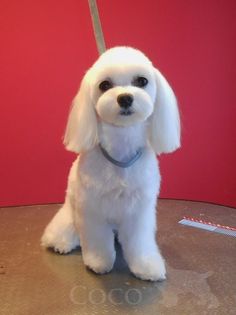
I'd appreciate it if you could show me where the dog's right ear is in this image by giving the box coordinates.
[63,70,98,153]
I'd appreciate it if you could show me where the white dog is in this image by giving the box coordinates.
[41,47,180,281]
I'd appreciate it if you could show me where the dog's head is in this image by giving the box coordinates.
[64,47,180,154]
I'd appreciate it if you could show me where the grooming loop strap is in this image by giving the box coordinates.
[99,144,143,168]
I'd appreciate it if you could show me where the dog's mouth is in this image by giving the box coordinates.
[119,110,134,116]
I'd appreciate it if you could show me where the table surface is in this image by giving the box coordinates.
[0,199,235,315]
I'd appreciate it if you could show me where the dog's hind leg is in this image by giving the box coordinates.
[41,196,80,254]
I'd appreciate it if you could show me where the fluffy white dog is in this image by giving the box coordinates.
[41,47,180,281]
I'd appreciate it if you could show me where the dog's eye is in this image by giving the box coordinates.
[133,76,148,88]
[99,80,113,92]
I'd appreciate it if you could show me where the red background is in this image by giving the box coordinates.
[0,0,235,207]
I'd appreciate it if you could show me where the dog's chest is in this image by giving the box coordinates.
[77,148,159,198]
[80,158,138,195]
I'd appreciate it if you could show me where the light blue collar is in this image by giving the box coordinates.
[99,144,143,168]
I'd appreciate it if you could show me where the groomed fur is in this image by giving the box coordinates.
[41,47,180,281]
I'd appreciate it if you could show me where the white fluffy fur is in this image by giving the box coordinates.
[41,47,180,281]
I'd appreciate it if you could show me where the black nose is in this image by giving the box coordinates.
[117,93,133,109]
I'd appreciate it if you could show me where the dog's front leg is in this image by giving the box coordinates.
[118,202,166,281]
[78,213,116,274]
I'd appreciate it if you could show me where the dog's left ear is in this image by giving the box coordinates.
[148,68,181,154]
[63,70,98,153]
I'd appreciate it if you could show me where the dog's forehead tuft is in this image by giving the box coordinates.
[93,46,153,69]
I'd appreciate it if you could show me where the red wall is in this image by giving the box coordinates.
[0,0,236,207]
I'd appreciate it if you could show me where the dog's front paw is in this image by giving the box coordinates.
[129,254,166,281]
[83,252,115,274]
